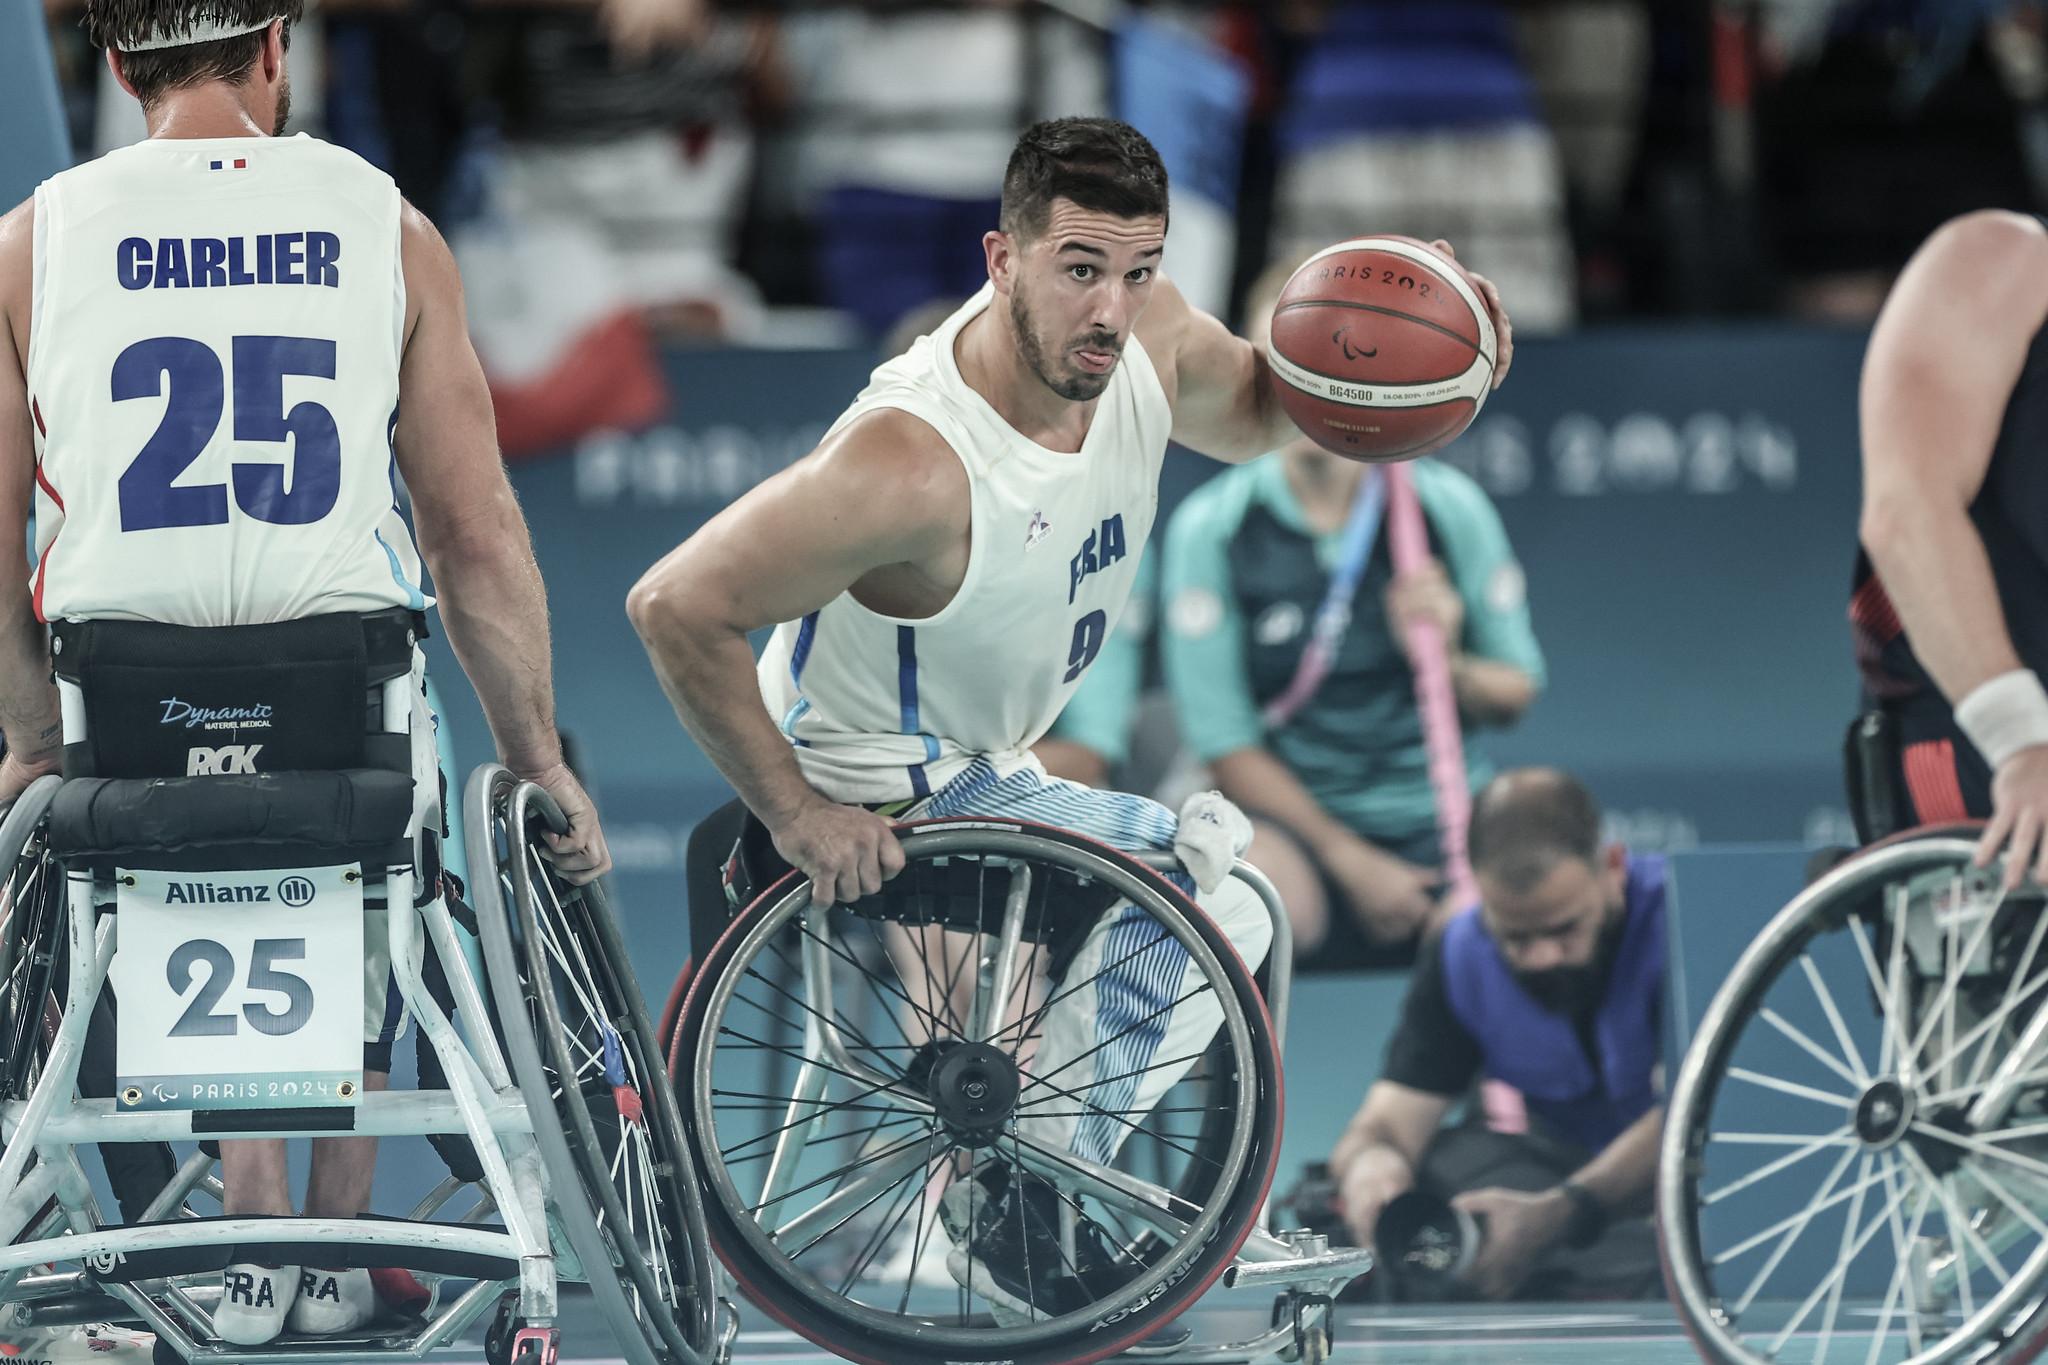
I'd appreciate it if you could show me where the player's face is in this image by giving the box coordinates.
[1009,199,1166,402]
[271,70,292,136]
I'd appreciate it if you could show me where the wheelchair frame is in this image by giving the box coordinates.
[1,764,719,1365]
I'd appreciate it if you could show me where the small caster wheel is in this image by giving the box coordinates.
[151,1337,188,1365]
[483,1299,517,1365]
[511,1325,562,1365]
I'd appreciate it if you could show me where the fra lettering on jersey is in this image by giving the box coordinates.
[117,232,340,290]
[1068,513,1128,604]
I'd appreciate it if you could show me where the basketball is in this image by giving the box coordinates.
[1265,236,1497,463]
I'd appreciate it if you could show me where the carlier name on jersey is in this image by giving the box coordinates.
[116,231,341,290]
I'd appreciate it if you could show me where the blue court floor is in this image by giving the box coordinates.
[515,1287,1938,1365]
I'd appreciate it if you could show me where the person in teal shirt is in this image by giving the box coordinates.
[1160,268,1544,969]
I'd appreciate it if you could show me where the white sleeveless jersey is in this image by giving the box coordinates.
[27,134,428,626]
[759,285,1172,804]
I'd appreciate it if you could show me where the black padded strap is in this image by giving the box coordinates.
[48,770,414,868]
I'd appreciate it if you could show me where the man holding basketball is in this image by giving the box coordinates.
[631,116,1512,1320]
[1852,210,2048,881]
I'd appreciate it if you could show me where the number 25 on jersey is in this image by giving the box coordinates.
[111,334,341,532]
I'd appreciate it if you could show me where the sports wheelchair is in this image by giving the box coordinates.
[1661,824,2048,1365]
[0,611,721,1365]
[660,817,1373,1365]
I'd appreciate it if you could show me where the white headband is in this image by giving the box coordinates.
[120,14,282,51]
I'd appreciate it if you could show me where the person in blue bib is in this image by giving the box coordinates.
[1325,768,1665,1301]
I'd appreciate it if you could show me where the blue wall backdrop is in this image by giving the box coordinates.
[421,326,1869,973]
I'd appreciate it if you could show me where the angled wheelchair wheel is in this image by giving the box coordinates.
[0,778,65,1105]
[673,818,1282,1365]
[1661,827,2048,1365]
[466,766,715,1365]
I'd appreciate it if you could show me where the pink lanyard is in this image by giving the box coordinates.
[1384,464,1477,909]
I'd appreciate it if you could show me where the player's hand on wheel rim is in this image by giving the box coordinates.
[771,800,907,907]
[528,763,613,885]
[1978,744,2048,890]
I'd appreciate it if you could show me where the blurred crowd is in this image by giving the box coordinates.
[39,0,2048,351]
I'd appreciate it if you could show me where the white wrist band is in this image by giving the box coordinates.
[1956,669,2048,770]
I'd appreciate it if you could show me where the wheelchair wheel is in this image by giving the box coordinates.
[466,767,715,1365]
[1662,828,2048,1364]
[0,778,64,1104]
[673,819,1282,1365]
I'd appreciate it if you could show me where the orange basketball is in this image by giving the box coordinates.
[1266,236,1497,463]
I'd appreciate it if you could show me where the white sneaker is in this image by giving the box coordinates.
[865,1218,956,1289]
[215,1263,297,1345]
[286,1267,375,1336]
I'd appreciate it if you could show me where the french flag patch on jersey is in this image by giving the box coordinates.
[208,158,249,171]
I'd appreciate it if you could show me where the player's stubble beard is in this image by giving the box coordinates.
[271,74,292,136]
[1011,281,1118,403]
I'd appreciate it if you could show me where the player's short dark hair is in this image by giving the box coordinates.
[1000,117,1170,242]
[1468,768,1603,893]
[82,1,302,108]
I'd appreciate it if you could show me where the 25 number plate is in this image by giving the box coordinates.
[111,865,364,1110]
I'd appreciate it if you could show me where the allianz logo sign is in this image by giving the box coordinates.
[161,878,315,906]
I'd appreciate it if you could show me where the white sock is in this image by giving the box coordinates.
[286,1266,376,1335]
[215,1263,297,1345]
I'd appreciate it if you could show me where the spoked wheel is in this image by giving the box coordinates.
[466,766,716,1365]
[1662,828,2048,1364]
[673,819,1282,1365]
[0,778,64,1105]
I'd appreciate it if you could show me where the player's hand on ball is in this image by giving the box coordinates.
[1977,745,2048,890]
[529,763,614,885]
[1428,239,1513,389]
[772,799,907,908]
[1385,558,1465,662]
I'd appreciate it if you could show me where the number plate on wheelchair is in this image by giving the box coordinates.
[109,866,365,1110]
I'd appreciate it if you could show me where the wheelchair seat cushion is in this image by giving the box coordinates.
[48,770,415,869]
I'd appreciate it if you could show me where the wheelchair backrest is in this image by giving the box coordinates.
[52,609,419,781]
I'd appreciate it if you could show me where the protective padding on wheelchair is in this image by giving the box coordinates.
[47,768,413,860]
[465,766,717,1365]
[668,817,1282,1365]
[1659,822,2048,1365]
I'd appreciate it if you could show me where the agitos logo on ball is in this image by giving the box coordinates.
[1265,236,1498,464]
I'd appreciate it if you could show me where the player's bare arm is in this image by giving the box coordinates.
[392,202,610,880]
[1858,210,2048,883]
[628,410,967,905]
[1148,243,1515,464]
[0,197,62,802]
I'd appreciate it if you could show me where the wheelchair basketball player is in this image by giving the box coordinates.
[630,116,1515,1322]
[0,1,608,1344]
[1851,209,2048,874]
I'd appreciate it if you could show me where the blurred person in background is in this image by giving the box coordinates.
[1161,259,1542,972]
[1266,0,1577,332]
[788,0,1107,341]
[1326,770,1664,1302]
[1754,0,2042,321]
[461,0,783,340]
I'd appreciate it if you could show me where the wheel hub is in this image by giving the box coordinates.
[1855,1078,1915,1149]
[927,1041,1020,1148]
